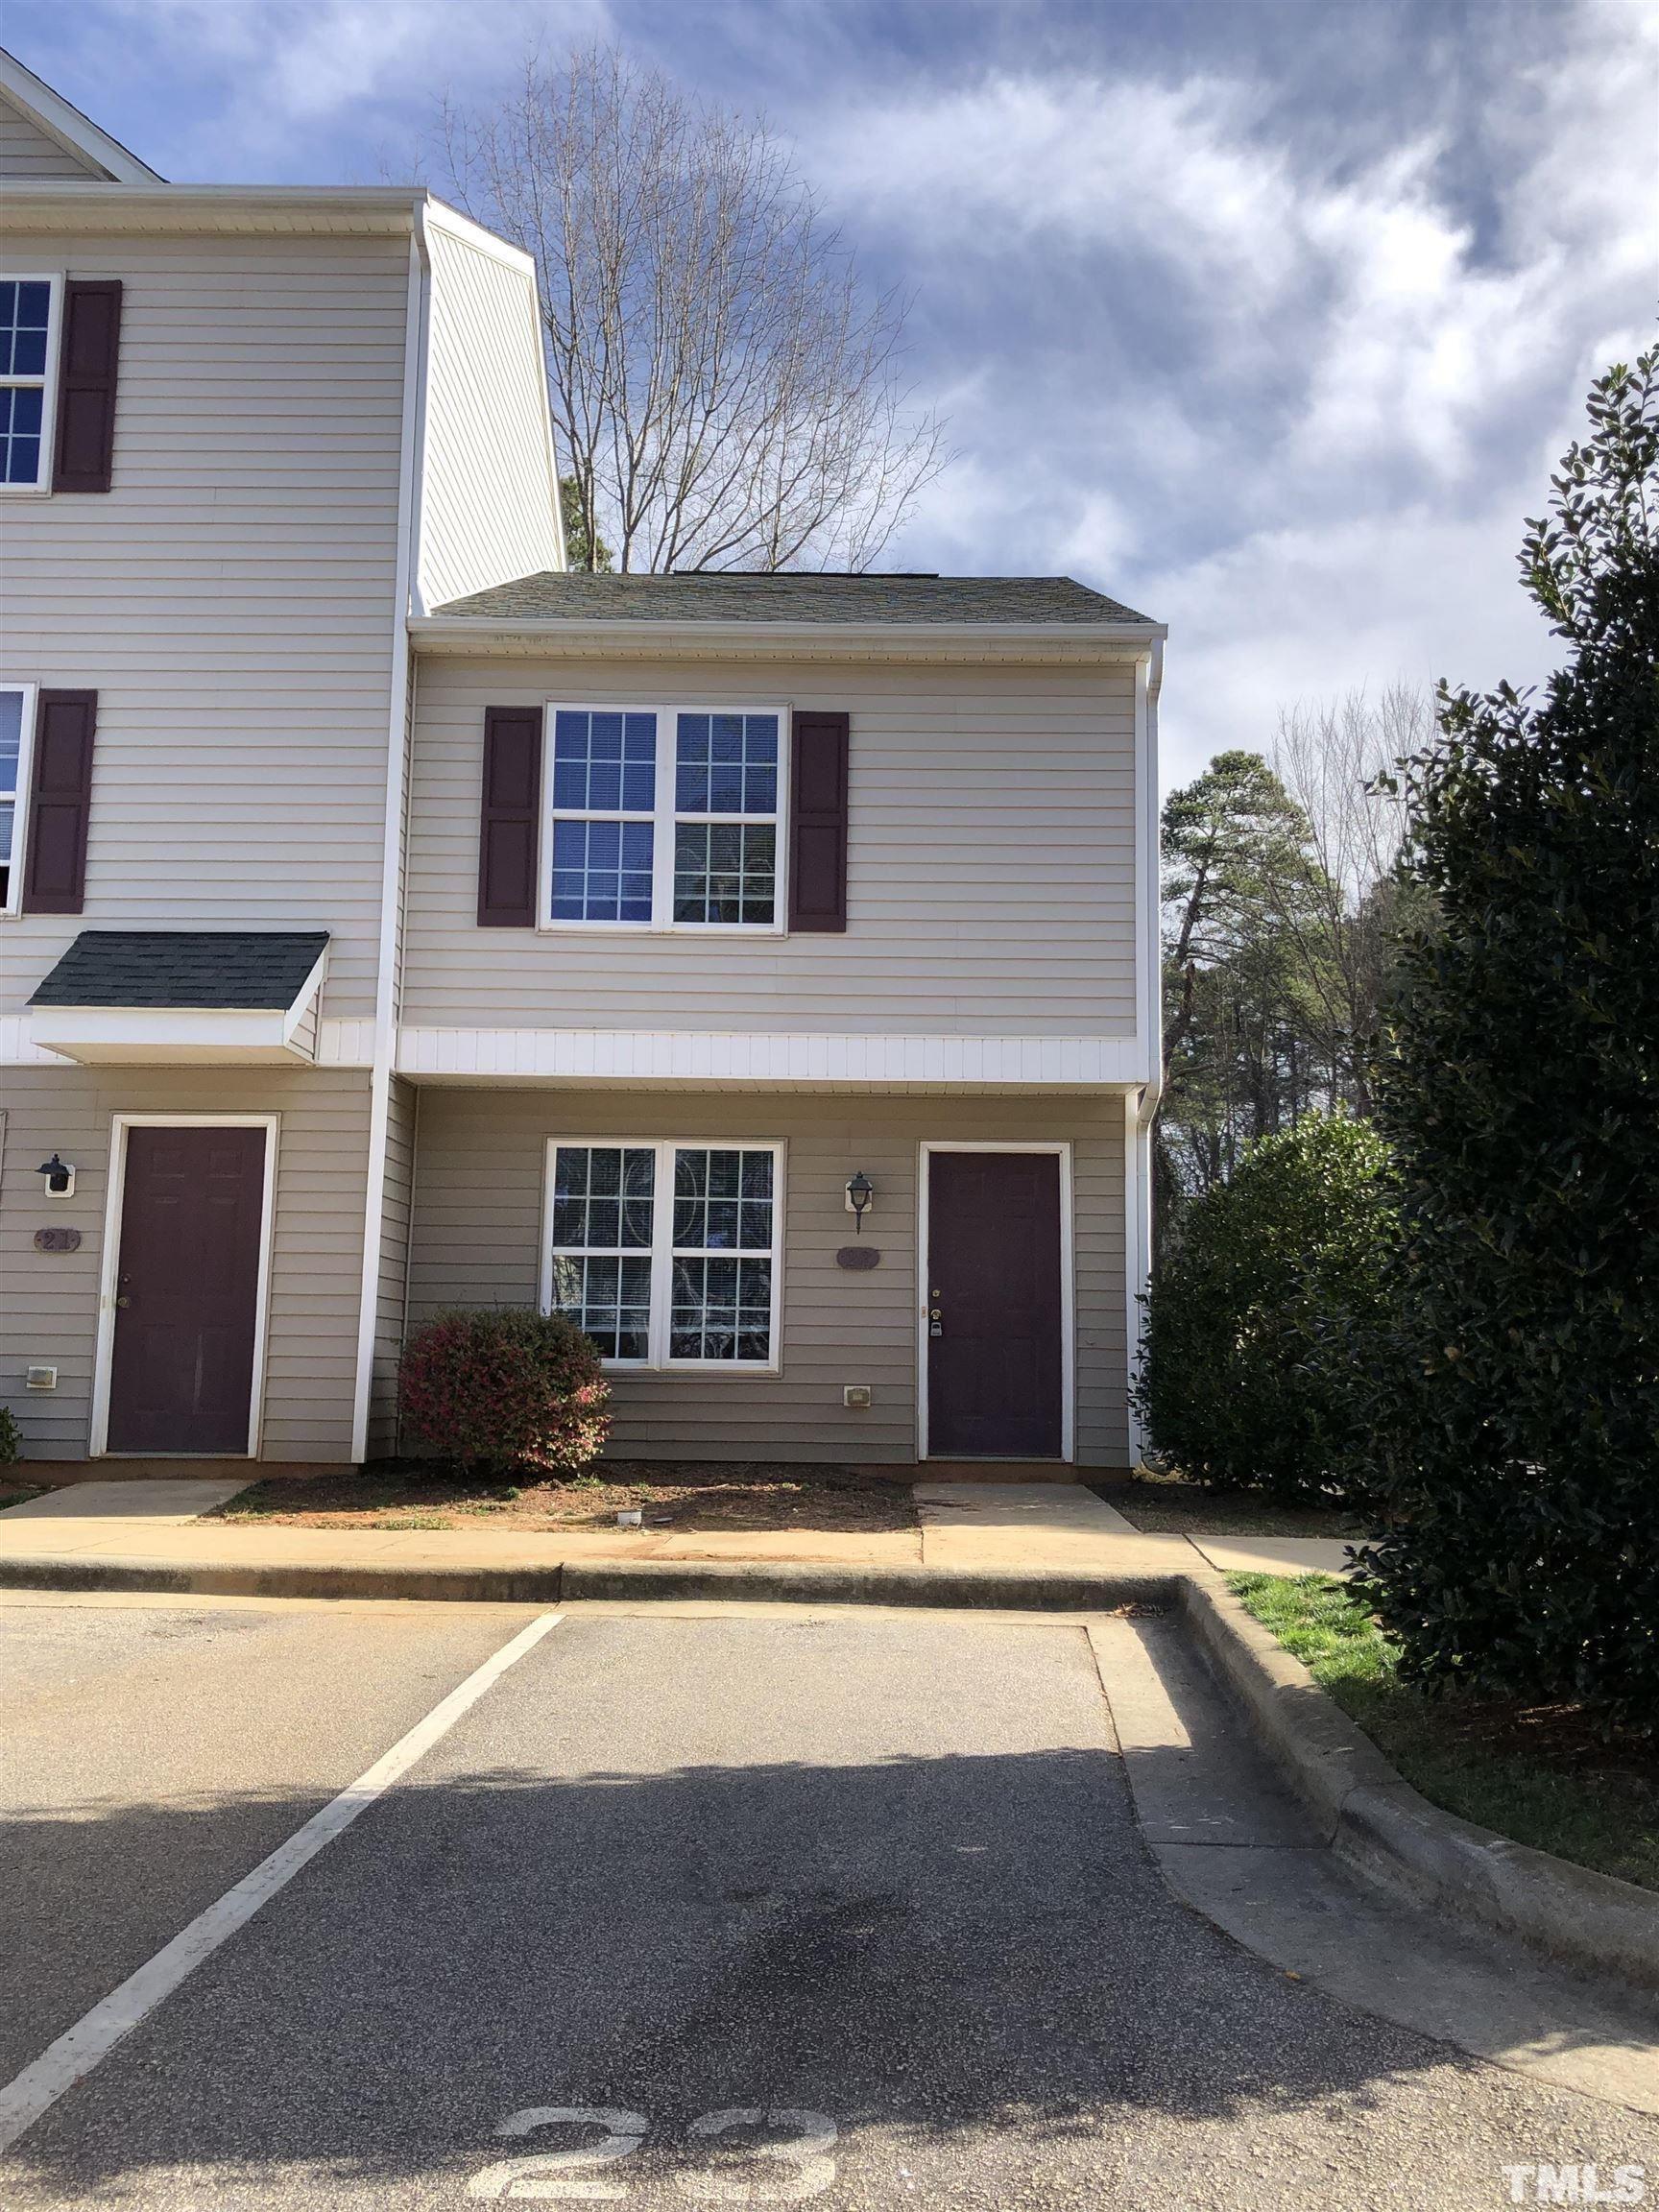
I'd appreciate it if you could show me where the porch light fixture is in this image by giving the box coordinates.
[845,1169,875,1232]
[36,1154,75,1198]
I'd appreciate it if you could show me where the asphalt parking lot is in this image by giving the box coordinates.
[1,1591,1653,2211]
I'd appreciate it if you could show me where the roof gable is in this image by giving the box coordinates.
[0,47,162,183]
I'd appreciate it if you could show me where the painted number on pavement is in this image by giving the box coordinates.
[467,2105,838,2203]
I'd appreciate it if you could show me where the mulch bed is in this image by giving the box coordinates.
[212,1458,917,1535]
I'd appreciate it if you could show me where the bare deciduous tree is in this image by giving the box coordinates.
[1270,683,1430,1112]
[436,47,948,573]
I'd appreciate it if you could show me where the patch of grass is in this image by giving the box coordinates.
[0,1481,48,1512]
[1229,1573,1659,1893]
[1092,1467,1370,1538]
[372,1512,453,1531]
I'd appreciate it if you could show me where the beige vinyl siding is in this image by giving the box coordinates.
[403,656,1139,1036]
[407,1088,1130,1467]
[0,96,104,179]
[369,1072,418,1452]
[0,230,411,1027]
[418,220,562,612]
[0,1064,371,1463]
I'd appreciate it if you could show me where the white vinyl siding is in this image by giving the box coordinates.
[0,230,412,1026]
[409,1089,1131,1467]
[0,1063,373,1463]
[369,1072,418,1453]
[418,215,563,611]
[404,655,1140,1036]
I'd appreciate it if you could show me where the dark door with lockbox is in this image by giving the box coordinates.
[926,1149,1064,1458]
[106,1125,268,1454]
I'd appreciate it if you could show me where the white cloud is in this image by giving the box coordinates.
[88,0,613,175]
[16,0,1653,798]
[791,1,1657,785]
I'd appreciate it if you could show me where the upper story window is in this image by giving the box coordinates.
[0,685,36,914]
[0,278,59,492]
[545,705,783,933]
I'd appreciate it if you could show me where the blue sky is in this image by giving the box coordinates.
[9,0,1655,785]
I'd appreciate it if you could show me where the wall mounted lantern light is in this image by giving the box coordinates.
[844,1169,875,1233]
[36,1154,76,1199]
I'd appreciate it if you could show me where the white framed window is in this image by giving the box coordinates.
[544,703,785,933]
[0,276,60,493]
[541,1138,784,1372]
[0,683,37,915]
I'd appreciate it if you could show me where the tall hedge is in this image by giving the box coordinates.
[1135,1114,1390,1501]
[1348,349,1659,1731]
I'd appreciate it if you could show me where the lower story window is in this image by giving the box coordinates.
[543,1139,781,1369]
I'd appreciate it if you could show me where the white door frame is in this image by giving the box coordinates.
[90,1113,280,1459]
[916,1141,1075,1463]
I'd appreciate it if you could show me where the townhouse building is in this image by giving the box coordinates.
[0,52,1163,1477]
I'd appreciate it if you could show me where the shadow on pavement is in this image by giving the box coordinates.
[5,1739,1654,2204]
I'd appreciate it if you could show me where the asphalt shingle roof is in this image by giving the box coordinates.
[432,572,1155,627]
[29,930,330,1010]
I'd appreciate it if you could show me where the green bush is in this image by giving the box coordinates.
[398,1308,611,1477]
[0,1407,19,1463]
[1134,1114,1391,1501]
[1346,350,1659,1734]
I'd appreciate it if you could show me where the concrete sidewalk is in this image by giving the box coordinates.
[0,1478,1358,1582]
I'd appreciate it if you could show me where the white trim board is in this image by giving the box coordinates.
[0,682,38,910]
[915,1141,1076,1465]
[409,614,1165,667]
[397,1029,1153,1088]
[349,227,427,1467]
[90,1113,280,1460]
[0,278,61,498]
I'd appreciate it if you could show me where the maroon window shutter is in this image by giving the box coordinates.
[52,280,123,494]
[22,690,97,915]
[477,707,542,927]
[788,710,850,932]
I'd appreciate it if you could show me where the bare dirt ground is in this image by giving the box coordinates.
[211,1459,918,1535]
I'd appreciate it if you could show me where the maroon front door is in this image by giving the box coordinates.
[106,1125,268,1455]
[926,1150,1064,1458]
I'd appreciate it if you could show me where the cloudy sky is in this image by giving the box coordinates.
[10,0,1655,785]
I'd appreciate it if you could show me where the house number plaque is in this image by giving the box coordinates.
[34,1227,82,1254]
[835,1245,880,1271]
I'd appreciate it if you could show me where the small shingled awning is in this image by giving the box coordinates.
[27,930,330,1065]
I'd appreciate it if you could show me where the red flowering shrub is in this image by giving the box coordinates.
[398,1308,610,1476]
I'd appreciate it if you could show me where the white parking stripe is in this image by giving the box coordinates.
[0,1607,565,2157]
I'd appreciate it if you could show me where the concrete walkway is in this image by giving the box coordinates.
[0,1479,1358,1580]
[0,1479,250,1525]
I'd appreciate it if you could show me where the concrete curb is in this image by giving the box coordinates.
[0,1550,1180,1616]
[1176,1568,1659,1998]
